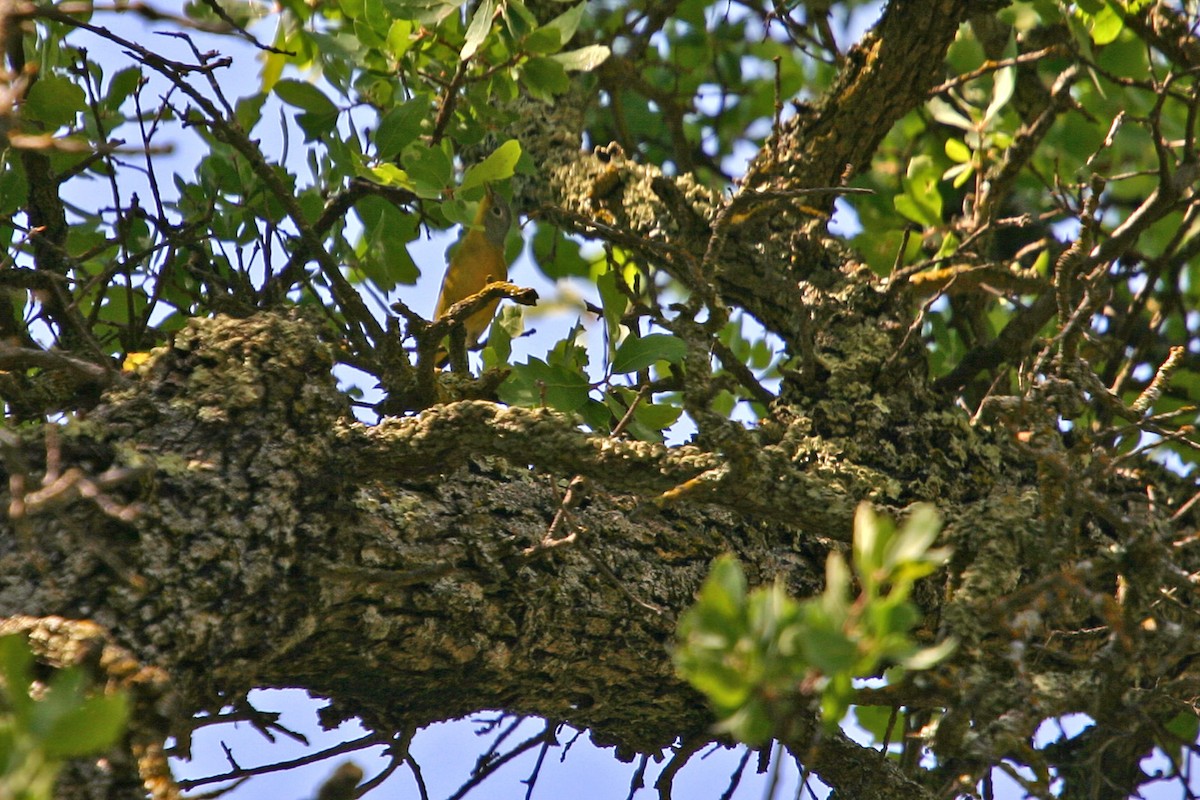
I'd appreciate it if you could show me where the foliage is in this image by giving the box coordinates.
[0,635,129,800]
[4,0,1197,447]
[675,504,954,745]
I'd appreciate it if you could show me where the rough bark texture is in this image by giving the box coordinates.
[9,303,1196,800]
[2,311,836,762]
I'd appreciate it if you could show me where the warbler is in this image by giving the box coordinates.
[433,187,513,365]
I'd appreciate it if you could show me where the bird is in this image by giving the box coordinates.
[433,187,513,366]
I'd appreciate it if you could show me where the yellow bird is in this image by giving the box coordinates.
[433,188,514,364]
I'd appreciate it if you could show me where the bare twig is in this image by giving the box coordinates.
[176,733,390,790]
[445,722,557,800]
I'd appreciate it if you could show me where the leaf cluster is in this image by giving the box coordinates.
[0,635,129,800]
[675,504,954,746]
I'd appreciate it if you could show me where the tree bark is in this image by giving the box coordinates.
[3,298,1197,800]
[3,2,1199,799]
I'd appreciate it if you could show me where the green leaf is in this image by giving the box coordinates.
[1084,3,1125,45]
[383,0,465,24]
[715,698,774,747]
[0,635,34,720]
[549,44,611,72]
[820,551,851,619]
[690,665,755,712]
[983,66,1015,127]
[97,289,151,335]
[387,19,416,58]
[899,637,957,670]
[481,304,521,366]
[522,56,570,97]
[696,556,747,620]
[884,503,943,570]
[259,22,291,92]
[819,672,854,729]
[363,162,413,190]
[402,142,454,198]
[361,0,390,35]
[866,595,920,638]
[23,76,86,128]
[355,195,420,289]
[42,692,129,758]
[461,140,522,191]
[894,155,943,227]
[29,667,87,739]
[532,226,590,279]
[944,137,971,164]
[547,325,589,371]
[461,0,496,60]
[103,67,143,112]
[612,333,687,374]
[634,399,682,432]
[235,93,267,133]
[853,705,899,744]
[579,397,613,433]
[945,161,974,189]
[926,96,973,130]
[852,502,885,581]
[710,389,735,417]
[524,26,564,55]
[376,96,428,160]
[595,268,627,343]
[274,79,339,116]
[542,1,587,45]
[498,357,590,412]
[0,160,28,216]
[604,388,681,441]
[353,18,385,49]
[748,339,772,370]
[1164,711,1200,744]
[796,611,857,676]
[503,0,539,39]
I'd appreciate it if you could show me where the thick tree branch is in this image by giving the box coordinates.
[0,312,1196,799]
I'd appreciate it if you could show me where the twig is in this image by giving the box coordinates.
[654,737,705,800]
[717,747,752,800]
[0,341,114,386]
[520,475,589,557]
[623,753,650,800]
[177,733,390,790]
[445,722,556,800]
[1130,346,1185,415]
[928,46,1065,95]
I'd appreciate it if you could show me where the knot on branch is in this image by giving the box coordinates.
[127,312,346,428]
[394,280,538,364]
[549,145,718,251]
[388,283,538,409]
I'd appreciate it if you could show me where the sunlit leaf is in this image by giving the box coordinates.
[461,0,496,60]
[549,44,611,72]
[461,140,522,191]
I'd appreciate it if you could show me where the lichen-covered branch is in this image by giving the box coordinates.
[1,312,1196,800]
